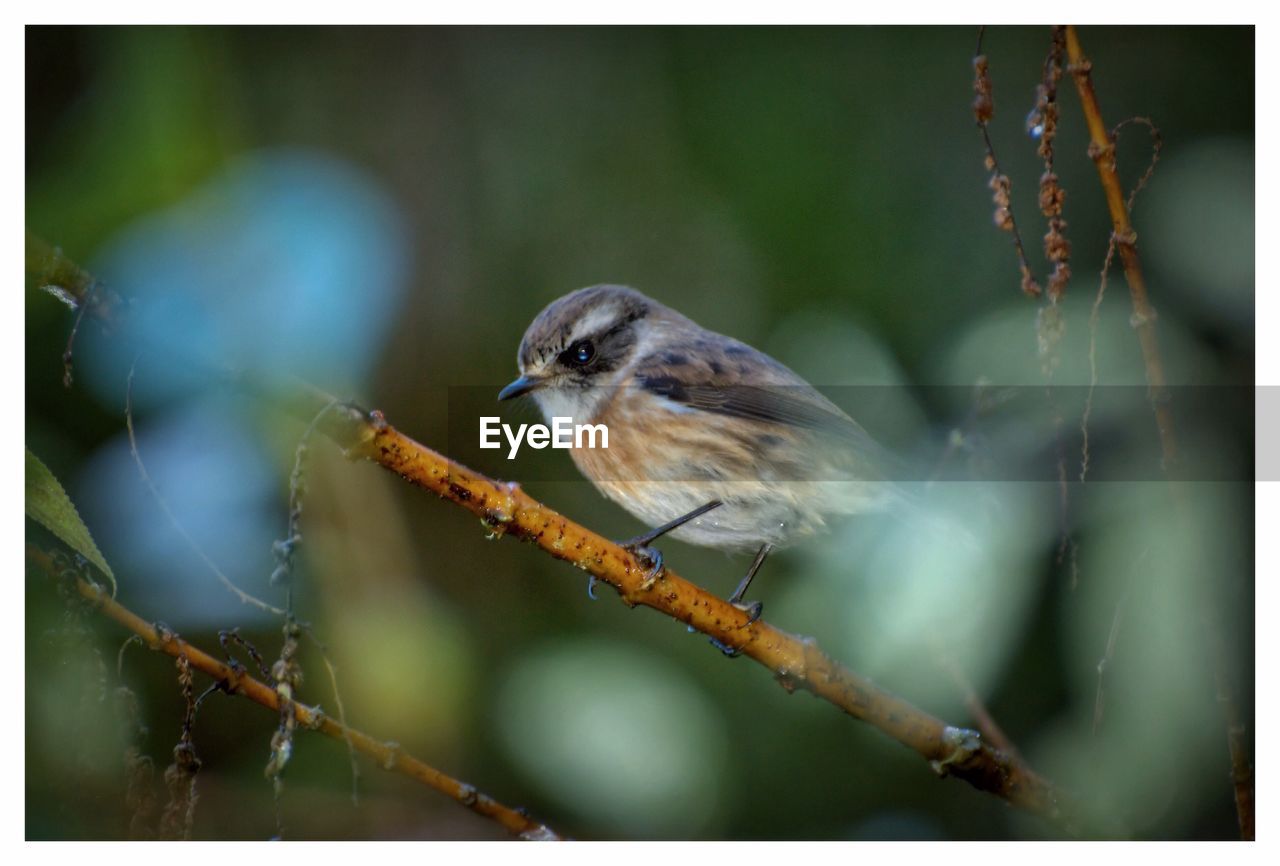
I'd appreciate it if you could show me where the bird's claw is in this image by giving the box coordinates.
[621,543,665,589]
[708,600,762,657]
[709,637,743,658]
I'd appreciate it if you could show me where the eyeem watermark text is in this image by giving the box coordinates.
[480,417,609,459]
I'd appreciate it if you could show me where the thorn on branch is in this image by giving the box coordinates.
[519,824,561,842]
[381,740,403,771]
[1086,139,1117,171]
[930,726,984,777]
[149,621,176,652]
[457,783,479,807]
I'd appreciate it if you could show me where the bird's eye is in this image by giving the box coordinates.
[566,339,596,366]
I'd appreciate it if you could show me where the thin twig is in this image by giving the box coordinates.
[28,232,127,328]
[61,280,94,388]
[1080,117,1161,483]
[27,544,561,841]
[973,32,1043,298]
[1064,27,1174,469]
[937,651,1022,764]
[289,403,360,805]
[159,654,201,841]
[314,640,361,806]
[1080,236,1118,483]
[125,358,285,616]
[115,672,158,839]
[1113,117,1163,214]
[1092,592,1128,736]
[1031,25,1071,302]
[265,401,339,835]
[976,27,1076,586]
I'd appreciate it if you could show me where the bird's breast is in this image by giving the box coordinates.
[563,392,891,552]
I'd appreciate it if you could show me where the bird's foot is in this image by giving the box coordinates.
[614,500,722,593]
[709,637,741,657]
[619,541,665,590]
[708,543,772,657]
[732,599,764,625]
[708,600,763,657]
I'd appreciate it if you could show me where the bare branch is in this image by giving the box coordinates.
[1064,25,1253,840]
[1092,592,1128,736]
[1064,27,1174,468]
[316,406,1068,825]
[124,359,285,616]
[27,545,562,841]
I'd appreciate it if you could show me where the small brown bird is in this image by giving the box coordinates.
[499,285,902,644]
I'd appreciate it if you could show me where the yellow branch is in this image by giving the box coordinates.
[30,234,1067,829]
[327,408,1065,823]
[28,545,561,841]
[1064,26,1175,468]
[1063,26,1253,840]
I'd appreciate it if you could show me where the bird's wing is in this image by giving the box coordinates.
[630,338,899,477]
[634,374,854,436]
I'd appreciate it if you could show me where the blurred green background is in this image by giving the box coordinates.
[25,26,1254,840]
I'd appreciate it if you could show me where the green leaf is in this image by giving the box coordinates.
[25,447,116,596]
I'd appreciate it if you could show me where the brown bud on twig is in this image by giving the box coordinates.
[989,173,1016,231]
[1087,138,1117,173]
[989,172,1010,204]
[1044,218,1071,263]
[1037,101,1059,160]
[972,39,1043,300]
[972,55,994,124]
[1020,264,1043,299]
[1039,171,1065,217]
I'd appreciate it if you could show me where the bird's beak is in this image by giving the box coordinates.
[498,375,542,401]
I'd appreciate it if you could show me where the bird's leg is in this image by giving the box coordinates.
[711,542,772,658]
[727,542,771,619]
[599,500,723,596]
